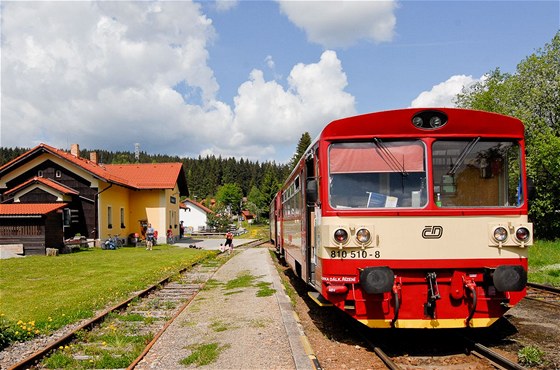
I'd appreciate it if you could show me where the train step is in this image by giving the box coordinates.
[308,291,333,307]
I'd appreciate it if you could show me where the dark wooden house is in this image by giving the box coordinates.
[0,203,66,255]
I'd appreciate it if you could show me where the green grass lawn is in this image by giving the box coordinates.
[528,239,560,285]
[0,245,214,346]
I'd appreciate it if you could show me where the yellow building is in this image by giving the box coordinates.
[0,143,188,253]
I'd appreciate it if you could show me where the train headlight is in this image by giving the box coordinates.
[430,116,444,128]
[515,227,530,242]
[334,229,349,244]
[356,228,371,244]
[412,116,423,128]
[412,110,448,130]
[492,227,508,243]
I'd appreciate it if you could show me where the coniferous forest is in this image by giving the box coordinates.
[0,146,291,212]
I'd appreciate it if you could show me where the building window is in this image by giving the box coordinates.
[38,170,44,177]
[120,208,125,228]
[55,170,62,178]
[108,206,113,229]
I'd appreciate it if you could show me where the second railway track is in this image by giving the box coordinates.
[5,239,266,370]
[526,282,560,307]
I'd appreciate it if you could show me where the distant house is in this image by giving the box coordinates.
[0,143,188,255]
[180,198,214,233]
[241,210,255,223]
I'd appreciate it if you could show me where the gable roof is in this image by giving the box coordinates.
[5,176,79,197]
[0,203,67,216]
[241,210,255,219]
[0,143,188,195]
[183,198,214,214]
[105,163,185,189]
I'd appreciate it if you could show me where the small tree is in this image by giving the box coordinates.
[206,206,231,232]
[456,31,560,239]
[215,183,243,214]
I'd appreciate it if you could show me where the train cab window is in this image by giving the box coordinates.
[432,140,522,207]
[328,140,427,209]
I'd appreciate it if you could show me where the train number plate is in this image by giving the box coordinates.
[329,250,380,259]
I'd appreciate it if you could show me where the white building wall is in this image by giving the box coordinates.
[180,202,208,232]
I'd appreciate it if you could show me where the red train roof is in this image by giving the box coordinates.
[320,108,525,141]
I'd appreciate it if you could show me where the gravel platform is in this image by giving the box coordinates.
[135,246,315,370]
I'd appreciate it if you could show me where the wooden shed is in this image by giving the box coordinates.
[0,203,66,255]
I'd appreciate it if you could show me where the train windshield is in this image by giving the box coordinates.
[328,140,427,208]
[432,139,522,207]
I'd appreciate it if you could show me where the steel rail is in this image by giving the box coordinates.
[464,338,527,370]
[8,273,175,370]
[8,239,265,370]
[6,241,265,370]
[525,282,560,308]
[128,238,266,369]
[338,313,401,370]
[527,282,560,294]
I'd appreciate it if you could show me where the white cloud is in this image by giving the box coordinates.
[410,75,481,108]
[277,0,397,48]
[1,1,356,163]
[265,55,275,70]
[231,51,355,157]
[214,0,239,12]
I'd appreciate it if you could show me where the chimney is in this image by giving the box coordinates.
[90,151,98,164]
[70,144,80,158]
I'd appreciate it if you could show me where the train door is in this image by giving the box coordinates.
[305,151,320,288]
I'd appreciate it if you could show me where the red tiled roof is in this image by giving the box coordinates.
[105,163,183,189]
[0,143,132,187]
[241,210,255,218]
[5,177,79,196]
[0,203,67,216]
[183,198,214,214]
[0,143,187,192]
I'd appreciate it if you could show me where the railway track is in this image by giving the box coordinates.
[5,239,267,370]
[526,282,560,307]
[332,310,528,370]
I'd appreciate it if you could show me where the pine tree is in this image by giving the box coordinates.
[289,132,312,170]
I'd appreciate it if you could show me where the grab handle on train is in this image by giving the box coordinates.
[464,278,477,327]
[390,282,401,328]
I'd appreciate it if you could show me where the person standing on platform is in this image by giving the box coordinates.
[224,231,234,254]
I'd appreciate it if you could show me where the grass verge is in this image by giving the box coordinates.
[528,239,560,286]
[0,245,213,348]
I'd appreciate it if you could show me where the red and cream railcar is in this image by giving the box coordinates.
[270,108,532,329]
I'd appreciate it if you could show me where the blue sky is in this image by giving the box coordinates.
[1,1,558,163]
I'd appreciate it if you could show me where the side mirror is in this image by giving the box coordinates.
[306,178,318,205]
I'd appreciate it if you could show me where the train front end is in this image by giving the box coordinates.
[315,109,532,328]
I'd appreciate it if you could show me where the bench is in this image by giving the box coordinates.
[64,238,94,252]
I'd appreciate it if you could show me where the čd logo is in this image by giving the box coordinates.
[422,226,443,239]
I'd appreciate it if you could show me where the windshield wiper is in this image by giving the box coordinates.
[373,138,408,176]
[447,137,480,175]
